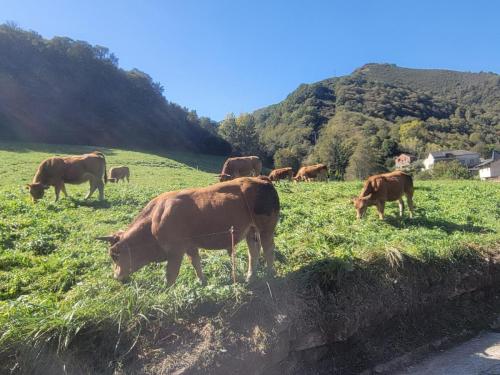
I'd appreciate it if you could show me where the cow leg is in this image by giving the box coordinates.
[61,183,68,198]
[85,178,97,200]
[398,199,405,217]
[96,179,105,201]
[406,193,415,218]
[376,201,385,220]
[186,248,206,286]
[260,231,276,277]
[245,228,260,282]
[54,185,61,202]
[165,251,184,288]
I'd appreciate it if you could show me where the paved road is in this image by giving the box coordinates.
[394,331,500,375]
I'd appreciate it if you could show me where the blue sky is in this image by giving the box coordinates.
[2,0,499,120]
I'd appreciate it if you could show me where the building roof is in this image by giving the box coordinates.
[471,151,500,170]
[479,159,500,170]
[430,150,480,159]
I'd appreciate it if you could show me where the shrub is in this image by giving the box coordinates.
[415,160,471,180]
[432,160,471,179]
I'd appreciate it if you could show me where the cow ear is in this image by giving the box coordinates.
[361,193,373,201]
[25,184,31,190]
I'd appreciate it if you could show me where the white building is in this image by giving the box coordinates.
[479,159,500,180]
[423,150,480,170]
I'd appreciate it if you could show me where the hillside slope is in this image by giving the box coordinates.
[0,24,230,155]
[246,64,499,177]
[0,142,499,374]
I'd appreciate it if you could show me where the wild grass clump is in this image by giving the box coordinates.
[0,141,498,363]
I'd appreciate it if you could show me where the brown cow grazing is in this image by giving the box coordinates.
[352,171,414,220]
[27,151,107,202]
[294,164,328,182]
[97,177,280,286]
[109,166,130,183]
[219,156,262,182]
[269,167,293,182]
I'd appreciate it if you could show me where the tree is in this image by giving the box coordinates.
[273,147,302,171]
[314,136,352,180]
[345,138,384,180]
[218,113,260,155]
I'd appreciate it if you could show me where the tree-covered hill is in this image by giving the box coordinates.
[0,24,230,155]
[220,63,499,178]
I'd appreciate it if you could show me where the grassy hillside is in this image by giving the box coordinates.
[0,24,230,154]
[0,142,499,372]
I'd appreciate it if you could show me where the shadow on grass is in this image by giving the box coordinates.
[0,141,117,156]
[161,151,225,174]
[385,216,493,234]
[69,198,111,209]
[0,141,229,174]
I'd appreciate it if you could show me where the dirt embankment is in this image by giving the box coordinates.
[140,250,500,375]
[6,250,500,375]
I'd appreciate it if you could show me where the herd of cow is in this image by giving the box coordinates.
[24,153,414,286]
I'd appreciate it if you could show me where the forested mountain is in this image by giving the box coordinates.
[0,24,230,154]
[219,63,499,178]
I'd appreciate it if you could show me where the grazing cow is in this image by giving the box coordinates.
[269,167,293,182]
[352,170,414,220]
[27,151,107,202]
[109,166,130,183]
[294,164,328,182]
[219,156,262,182]
[97,177,280,286]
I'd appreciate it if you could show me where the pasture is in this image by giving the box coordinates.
[0,141,499,369]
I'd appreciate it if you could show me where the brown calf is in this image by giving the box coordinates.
[269,167,293,182]
[109,166,130,183]
[294,164,328,182]
[352,171,414,220]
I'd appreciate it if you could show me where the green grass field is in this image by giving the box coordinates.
[0,141,499,361]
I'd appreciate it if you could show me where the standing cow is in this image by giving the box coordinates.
[294,164,328,182]
[269,167,293,182]
[27,151,107,202]
[352,170,414,220]
[219,156,262,182]
[97,177,280,286]
[109,166,130,183]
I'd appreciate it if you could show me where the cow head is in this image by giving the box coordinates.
[26,183,50,202]
[218,173,232,182]
[97,230,164,282]
[96,230,135,281]
[352,194,372,219]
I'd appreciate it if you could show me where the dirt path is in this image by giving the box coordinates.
[393,331,500,375]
